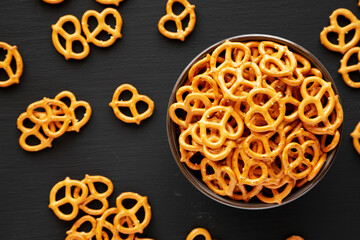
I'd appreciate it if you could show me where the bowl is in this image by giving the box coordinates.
[166,34,343,210]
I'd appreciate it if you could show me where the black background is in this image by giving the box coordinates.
[0,0,359,239]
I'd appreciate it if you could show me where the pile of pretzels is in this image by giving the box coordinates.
[49,175,152,240]
[169,40,343,204]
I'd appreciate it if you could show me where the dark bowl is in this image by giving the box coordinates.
[166,34,343,210]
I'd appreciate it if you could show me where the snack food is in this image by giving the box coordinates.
[186,228,212,240]
[52,15,90,60]
[17,91,91,152]
[338,47,360,88]
[286,236,304,240]
[96,0,124,6]
[109,84,155,125]
[351,122,360,154]
[82,8,123,47]
[169,39,343,204]
[49,176,153,240]
[0,41,23,87]
[43,0,64,3]
[158,0,196,41]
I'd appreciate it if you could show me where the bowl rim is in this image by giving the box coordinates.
[166,34,343,210]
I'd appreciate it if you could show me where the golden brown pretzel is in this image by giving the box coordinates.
[186,228,212,240]
[158,0,196,41]
[43,0,64,4]
[82,8,123,47]
[96,0,124,6]
[65,233,86,240]
[338,46,360,88]
[17,112,54,152]
[351,121,360,155]
[52,15,90,60]
[114,192,151,234]
[109,84,155,125]
[66,215,97,239]
[0,42,23,87]
[320,8,360,54]
[48,177,89,221]
[53,91,92,132]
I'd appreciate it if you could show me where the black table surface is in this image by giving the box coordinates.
[1,0,359,239]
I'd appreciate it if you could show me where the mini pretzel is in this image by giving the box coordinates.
[158,0,196,41]
[351,121,360,155]
[286,236,304,240]
[0,42,23,87]
[96,208,129,240]
[43,0,64,3]
[96,0,124,6]
[17,112,54,152]
[66,215,97,239]
[109,84,155,125]
[74,175,114,216]
[186,228,212,240]
[26,98,72,138]
[82,8,123,47]
[49,177,89,221]
[52,15,90,60]
[65,233,86,240]
[320,8,360,54]
[53,91,92,132]
[339,47,360,88]
[114,192,151,234]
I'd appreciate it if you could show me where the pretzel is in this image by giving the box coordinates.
[96,0,124,6]
[320,8,360,54]
[26,98,72,138]
[286,236,304,240]
[66,233,86,240]
[169,40,343,204]
[339,47,360,88]
[53,91,92,132]
[113,192,151,234]
[109,84,154,125]
[74,175,113,216]
[200,158,237,196]
[186,228,212,240]
[82,8,123,47]
[351,121,360,155]
[52,15,90,60]
[66,215,97,239]
[49,177,89,221]
[17,112,54,152]
[158,0,196,41]
[0,42,23,87]
[43,0,64,4]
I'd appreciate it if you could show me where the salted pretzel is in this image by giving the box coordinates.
[66,233,86,240]
[49,177,89,221]
[339,47,360,88]
[52,15,90,60]
[96,0,124,6]
[114,192,151,234]
[53,91,92,132]
[320,8,360,54]
[43,0,64,4]
[0,42,23,87]
[110,84,154,125]
[200,158,237,196]
[26,98,72,138]
[351,122,360,155]
[17,112,54,152]
[66,215,97,239]
[169,39,343,204]
[158,0,196,41]
[82,8,123,47]
[74,175,113,216]
[186,228,212,240]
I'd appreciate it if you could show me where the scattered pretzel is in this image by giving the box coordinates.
[0,41,23,87]
[109,84,155,125]
[43,0,64,4]
[82,8,123,47]
[17,91,91,152]
[158,0,196,41]
[169,40,343,204]
[351,122,360,154]
[186,228,212,240]
[339,47,360,88]
[95,0,124,6]
[52,15,90,60]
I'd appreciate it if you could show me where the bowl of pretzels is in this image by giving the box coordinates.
[167,34,343,209]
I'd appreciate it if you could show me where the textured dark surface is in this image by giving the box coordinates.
[0,0,359,239]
